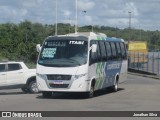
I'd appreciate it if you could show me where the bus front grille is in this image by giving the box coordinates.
[49,83,69,88]
[47,75,71,80]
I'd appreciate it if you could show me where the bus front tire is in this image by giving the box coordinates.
[21,87,29,93]
[42,92,52,98]
[86,85,94,98]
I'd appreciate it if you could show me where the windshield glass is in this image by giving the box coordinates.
[38,39,88,67]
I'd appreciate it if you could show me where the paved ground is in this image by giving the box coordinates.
[0,74,160,119]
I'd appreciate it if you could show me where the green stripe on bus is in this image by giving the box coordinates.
[95,62,106,89]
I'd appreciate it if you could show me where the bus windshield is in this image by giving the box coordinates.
[38,39,88,67]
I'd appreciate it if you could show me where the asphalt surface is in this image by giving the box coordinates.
[0,74,160,119]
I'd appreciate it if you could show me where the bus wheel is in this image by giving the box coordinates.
[86,84,94,98]
[42,92,52,98]
[112,80,119,92]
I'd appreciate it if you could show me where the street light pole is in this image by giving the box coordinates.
[82,10,94,32]
[68,18,71,33]
[55,0,58,35]
[75,0,78,33]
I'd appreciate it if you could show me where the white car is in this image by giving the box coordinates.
[0,61,38,93]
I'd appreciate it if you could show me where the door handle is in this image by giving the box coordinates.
[19,72,23,74]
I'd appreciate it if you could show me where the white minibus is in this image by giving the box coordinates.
[36,32,127,98]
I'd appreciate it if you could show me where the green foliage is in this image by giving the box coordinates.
[0,21,160,63]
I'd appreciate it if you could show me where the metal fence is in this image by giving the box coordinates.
[128,52,160,75]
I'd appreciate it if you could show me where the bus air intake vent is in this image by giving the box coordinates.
[47,75,71,80]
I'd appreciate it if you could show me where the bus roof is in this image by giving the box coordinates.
[106,37,124,42]
[66,32,107,38]
[46,32,106,38]
[45,32,124,42]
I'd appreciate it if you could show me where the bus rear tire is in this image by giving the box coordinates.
[42,92,52,98]
[112,80,119,92]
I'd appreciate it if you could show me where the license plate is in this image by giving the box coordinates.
[52,81,64,84]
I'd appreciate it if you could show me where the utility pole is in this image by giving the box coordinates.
[139,26,142,40]
[128,11,131,41]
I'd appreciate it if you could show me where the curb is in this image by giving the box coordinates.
[128,72,160,80]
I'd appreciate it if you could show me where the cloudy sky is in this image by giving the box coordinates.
[0,0,160,30]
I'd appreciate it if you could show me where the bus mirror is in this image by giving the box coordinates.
[91,44,97,53]
[36,44,41,52]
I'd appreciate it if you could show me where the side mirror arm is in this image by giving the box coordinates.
[36,44,41,52]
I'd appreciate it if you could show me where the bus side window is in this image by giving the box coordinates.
[105,42,112,60]
[120,42,127,60]
[99,41,107,61]
[90,40,97,64]
[116,42,122,60]
[123,43,127,59]
[96,41,101,62]
[110,42,117,60]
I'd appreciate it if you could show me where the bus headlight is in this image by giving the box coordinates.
[37,73,47,80]
[71,73,87,80]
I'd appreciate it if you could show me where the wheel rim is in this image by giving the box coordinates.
[31,82,39,93]
[115,81,118,91]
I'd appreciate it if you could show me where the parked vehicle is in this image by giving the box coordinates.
[0,61,38,93]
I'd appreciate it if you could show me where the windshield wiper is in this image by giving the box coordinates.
[68,58,81,66]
